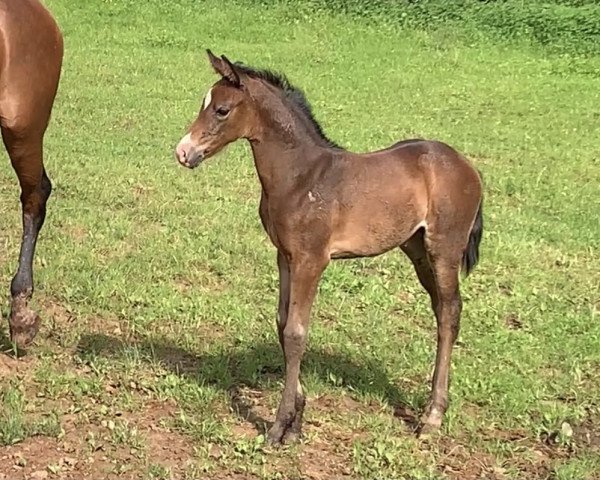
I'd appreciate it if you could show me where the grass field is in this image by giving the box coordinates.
[1,0,599,479]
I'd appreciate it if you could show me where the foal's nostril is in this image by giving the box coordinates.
[176,133,194,165]
[175,144,188,163]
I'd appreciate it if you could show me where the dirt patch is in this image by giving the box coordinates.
[0,401,195,480]
[442,422,579,480]
[226,388,359,479]
[504,312,523,330]
[312,393,385,418]
[37,297,123,336]
[139,402,195,473]
[299,439,354,480]
[0,435,125,480]
[229,385,274,436]
[436,441,500,480]
[436,433,555,480]
[573,411,600,452]
[0,352,37,378]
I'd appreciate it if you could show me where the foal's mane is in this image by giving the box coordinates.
[233,62,341,148]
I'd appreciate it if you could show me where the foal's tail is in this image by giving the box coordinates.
[462,184,483,276]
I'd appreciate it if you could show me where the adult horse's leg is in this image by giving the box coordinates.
[267,252,327,445]
[0,0,63,348]
[2,127,52,348]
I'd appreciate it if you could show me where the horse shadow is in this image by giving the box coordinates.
[76,332,424,434]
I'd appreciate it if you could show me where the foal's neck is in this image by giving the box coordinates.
[249,134,334,197]
[247,84,339,196]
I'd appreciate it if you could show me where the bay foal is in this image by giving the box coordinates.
[0,0,63,348]
[176,51,483,444]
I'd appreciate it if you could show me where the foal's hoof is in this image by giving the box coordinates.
[282,429,302,445]
[266,426,285,446]
[9,300,41,349]
[266,424,301,446]
[417,421,441,438]
[417,408,443,438]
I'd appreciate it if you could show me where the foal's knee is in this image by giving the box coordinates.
[283,323,305,343]
[283,323,306,355]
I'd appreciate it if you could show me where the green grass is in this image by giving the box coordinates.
[0,0,599,478]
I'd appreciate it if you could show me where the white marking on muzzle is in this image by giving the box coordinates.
[179,132,191,145]
[176,133,192,164]
[202,88,213,110]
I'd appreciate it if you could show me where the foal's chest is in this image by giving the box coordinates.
[258,193,282,250]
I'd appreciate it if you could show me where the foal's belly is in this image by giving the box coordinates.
[328,217,425,259]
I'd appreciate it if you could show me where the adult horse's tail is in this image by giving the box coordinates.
[462,176,483,276]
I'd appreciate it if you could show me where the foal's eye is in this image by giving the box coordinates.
[215,106,230,118]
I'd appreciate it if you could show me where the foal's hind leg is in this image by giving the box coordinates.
[402,229,463,433]
[424,247,463,432]
[401,230,439,319]
[2,127,52,348]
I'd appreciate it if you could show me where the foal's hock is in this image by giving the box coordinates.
[175,50,483,445]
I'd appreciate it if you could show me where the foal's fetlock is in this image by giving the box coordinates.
[9,294,41,349]
[283,394,305,442]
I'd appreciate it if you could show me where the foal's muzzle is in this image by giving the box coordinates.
[175,134,205,169]
[175,148,204,169]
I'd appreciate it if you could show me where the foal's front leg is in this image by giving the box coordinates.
[267,252,327,445]
[274,251,305,442]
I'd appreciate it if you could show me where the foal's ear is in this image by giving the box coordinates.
[206,49,240,87]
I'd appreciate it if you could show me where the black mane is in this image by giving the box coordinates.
[233,62,341,149]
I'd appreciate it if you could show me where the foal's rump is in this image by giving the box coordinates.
[328,139,480,259]
[331,139,482,262]
[390,139,483,269]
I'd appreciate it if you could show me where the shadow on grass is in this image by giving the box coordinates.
[76,333,424,434]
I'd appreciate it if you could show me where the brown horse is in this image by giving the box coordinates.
[175,51,483,445]
[0,0,63,348]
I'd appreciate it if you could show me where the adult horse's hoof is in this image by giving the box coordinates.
[9,296,41,349]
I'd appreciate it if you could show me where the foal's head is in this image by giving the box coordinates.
[175,50,257,168]
[176,50,339,168]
